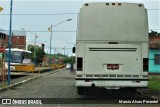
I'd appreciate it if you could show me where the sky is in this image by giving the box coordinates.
[0,0,159,56]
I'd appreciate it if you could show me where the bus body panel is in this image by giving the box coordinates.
[4,48,32,70]
[76,80,148,89]
[75,2,149,90]
[84,43,141,75]
[77,3,148,42]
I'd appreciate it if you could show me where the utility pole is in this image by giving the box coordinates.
[49,24,52,70]
[48,19,71,71]
[8,0,13,86]
[21,28,38,67]
[34,34,38,66]
[16,36,19,48]
[63,47,65,56]
[0,7,3,12]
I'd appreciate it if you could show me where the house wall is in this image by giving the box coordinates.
[149,49,160,73]
[0,32,26,49]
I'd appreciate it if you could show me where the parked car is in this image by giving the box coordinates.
[66,63,71,70]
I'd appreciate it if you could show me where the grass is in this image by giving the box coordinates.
[148,76,160,91]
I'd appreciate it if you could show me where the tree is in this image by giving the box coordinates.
[63,56,75,64]
[149,30,160,36]
[27,44,46,64]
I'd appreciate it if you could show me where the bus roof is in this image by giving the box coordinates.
[77,2,148,42]
[5,48,32,53]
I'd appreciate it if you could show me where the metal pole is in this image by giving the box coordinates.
[8,0,13,86]
[64,47,65,56]
[16,37,19,48]
[48,19,71,71]
[34,34,37,67]
[51,19,71,28]
[49,24,52,71]
[0,7,3,12]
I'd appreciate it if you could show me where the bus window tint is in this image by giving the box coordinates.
[26,52,31,59]
[4,50,16,63]
[28,53,31,59]
[4,50,12,62]
[4,50,8,62]
[12,51,22,63]
[4,48,32,65]
[22,52,31,59]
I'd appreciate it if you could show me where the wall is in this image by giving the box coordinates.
[0,32,26,49]
[12,36,26,49]
[149,49,160,73]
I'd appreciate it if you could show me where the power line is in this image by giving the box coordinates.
[147,9,160,10]
[1,29,159,32]
[149,29,160,30]
[0,30,76,32]
[28,31,76,32]
[0,9,159,16]
[0,13,79,15]
[51,48,72,49]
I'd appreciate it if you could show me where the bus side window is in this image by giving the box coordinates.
[22,52,25,59]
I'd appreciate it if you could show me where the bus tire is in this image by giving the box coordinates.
[77,87,84,95]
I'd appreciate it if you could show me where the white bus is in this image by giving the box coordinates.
[4,48,32,70]
[73,2,149,95]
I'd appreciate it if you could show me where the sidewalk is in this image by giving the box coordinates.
[0,74,40,92]
[0,68,60,92]
[138,74,160,100]
[138,88,160,100]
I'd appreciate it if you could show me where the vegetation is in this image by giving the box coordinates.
[63,56,75,64]
[27,44,46,64]
[46,53,75,64]
[148,76,160,91]
[149,30,160,36]
[0,53,4,68]
[46,53,64,59]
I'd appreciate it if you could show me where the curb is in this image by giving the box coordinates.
[49,69,61,74]
[137,90,159,100]
[0,68,63,92]
[0,75,41,92]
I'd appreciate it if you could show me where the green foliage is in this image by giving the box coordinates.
[27,44,46,64]
[47,53,75,64]
[0,60,2,68]
[46,53,63,59]
[149,30,160,36]
[63,56,75,64]
[148,76,160,91]
[0,53,4,67]
[46,53,75,64]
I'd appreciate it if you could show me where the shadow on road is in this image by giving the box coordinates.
[80,87,146,99]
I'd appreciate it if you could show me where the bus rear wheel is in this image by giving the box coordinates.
[77,87,85,95]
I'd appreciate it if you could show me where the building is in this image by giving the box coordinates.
[0,28,26,49]
[149,36,160,73]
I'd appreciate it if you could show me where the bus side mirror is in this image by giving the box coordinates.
[72,47,75,53]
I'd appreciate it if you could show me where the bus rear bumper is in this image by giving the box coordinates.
[76,78,149,89]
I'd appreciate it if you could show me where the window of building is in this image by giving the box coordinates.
[155,54,160,65]
[0,33,6,40]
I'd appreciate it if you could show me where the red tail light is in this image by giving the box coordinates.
[143,58,148,72]
[77,57,83,71]
[107,64,119,70]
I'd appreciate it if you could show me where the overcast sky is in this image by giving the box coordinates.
[0,0,159,56]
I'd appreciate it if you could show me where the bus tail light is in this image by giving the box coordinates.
[136,81,140,83]
[107,64,119,70]
[143,58,148,72]
[77,57,83,71]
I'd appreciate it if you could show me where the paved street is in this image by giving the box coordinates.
[0,69,77,98]
[0,69,159,106]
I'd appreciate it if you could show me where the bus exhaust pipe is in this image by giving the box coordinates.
[91,83,95,88]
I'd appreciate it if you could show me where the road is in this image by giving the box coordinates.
[0,69,159,106]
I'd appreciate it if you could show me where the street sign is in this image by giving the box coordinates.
[0,7,3,12]
[0,46,5,52]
